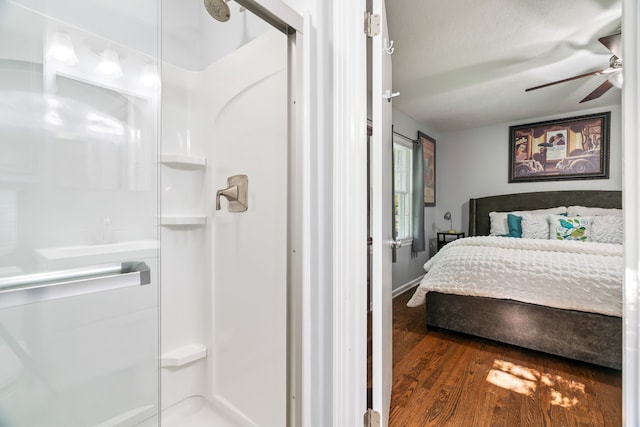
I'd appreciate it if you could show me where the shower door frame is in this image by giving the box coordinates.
[233,1,305,426]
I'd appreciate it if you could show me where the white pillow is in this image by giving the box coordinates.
[489,206,567,235]
[489,212,511,235]
[520,213,553,239]
[548,215,593,241]
[591,215,623,244]
[567,205,622,217]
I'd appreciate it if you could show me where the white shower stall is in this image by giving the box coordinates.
[157,1,292,425]
[0,0,300,425]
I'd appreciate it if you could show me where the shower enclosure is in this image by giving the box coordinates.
[157,0,302,425]
[0,0,302,425]
[0,0,160,425]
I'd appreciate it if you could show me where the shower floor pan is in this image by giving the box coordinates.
[139,396,241,427]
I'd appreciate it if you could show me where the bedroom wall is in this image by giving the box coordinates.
[435,104,622,236]
[391,108,440,293]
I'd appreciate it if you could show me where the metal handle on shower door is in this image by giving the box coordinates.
[216,174,248,212]
[0,262,151,309]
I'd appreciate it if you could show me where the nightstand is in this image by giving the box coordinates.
[436,232,465,252]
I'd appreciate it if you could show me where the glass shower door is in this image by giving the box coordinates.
[0,1,160,425]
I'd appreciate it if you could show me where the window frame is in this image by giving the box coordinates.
[392,132,414,244]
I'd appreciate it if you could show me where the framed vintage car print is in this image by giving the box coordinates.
[508,112,610,183]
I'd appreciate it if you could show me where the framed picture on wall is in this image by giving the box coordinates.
[419,131,436,206]
[508,112,610,183]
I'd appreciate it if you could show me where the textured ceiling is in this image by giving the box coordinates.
[386,0,622,133]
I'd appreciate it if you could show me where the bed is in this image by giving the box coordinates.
[407,190,623,370]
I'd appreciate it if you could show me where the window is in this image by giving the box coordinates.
[393,133,413,241]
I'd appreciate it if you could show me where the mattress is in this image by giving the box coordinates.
[406,236,623,317]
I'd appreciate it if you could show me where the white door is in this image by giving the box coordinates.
[370,0,394,424]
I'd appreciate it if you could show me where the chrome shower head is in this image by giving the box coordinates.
[204,0,230,22]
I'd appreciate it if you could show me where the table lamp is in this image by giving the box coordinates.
[444,211,456,233]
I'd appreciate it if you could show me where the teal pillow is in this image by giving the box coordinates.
[500,214,522,238]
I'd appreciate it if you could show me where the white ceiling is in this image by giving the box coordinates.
[386,0,622,133]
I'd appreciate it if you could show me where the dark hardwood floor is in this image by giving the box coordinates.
[390,289,622,427]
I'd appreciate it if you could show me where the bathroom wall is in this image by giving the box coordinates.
[162,0,271,71]
[2,0,159,57]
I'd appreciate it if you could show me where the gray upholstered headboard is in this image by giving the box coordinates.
[469,190,622,236]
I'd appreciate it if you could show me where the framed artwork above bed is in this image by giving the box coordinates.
[508,112,610,183]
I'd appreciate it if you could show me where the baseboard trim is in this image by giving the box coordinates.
[392,275,424,299]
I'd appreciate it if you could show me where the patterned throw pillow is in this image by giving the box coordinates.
[548,215,593,241]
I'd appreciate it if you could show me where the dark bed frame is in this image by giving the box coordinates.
[425,190,622,370]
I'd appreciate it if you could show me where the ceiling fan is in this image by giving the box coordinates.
[525,32,622,103]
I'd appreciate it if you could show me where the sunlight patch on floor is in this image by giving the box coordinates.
[486,369,537,396]
[486,360,538,396]
[486,359,585,408]
[542,373,585,408]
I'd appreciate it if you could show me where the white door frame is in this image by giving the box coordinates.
[330,1,369,426]
[622,0,640,423]
[370,0,394,424]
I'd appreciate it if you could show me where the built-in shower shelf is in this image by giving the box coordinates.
[161,343,207,368]
[161,216,207,226]
[161,154,207,168]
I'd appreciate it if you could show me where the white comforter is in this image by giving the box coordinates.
[406,236,623,317]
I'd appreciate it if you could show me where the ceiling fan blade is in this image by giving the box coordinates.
[579,79,614,103]
[599,33,622,59]
[525,68,609,92]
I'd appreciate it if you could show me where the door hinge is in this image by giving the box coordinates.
[364,11,380,37]
[365,409,381,427]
